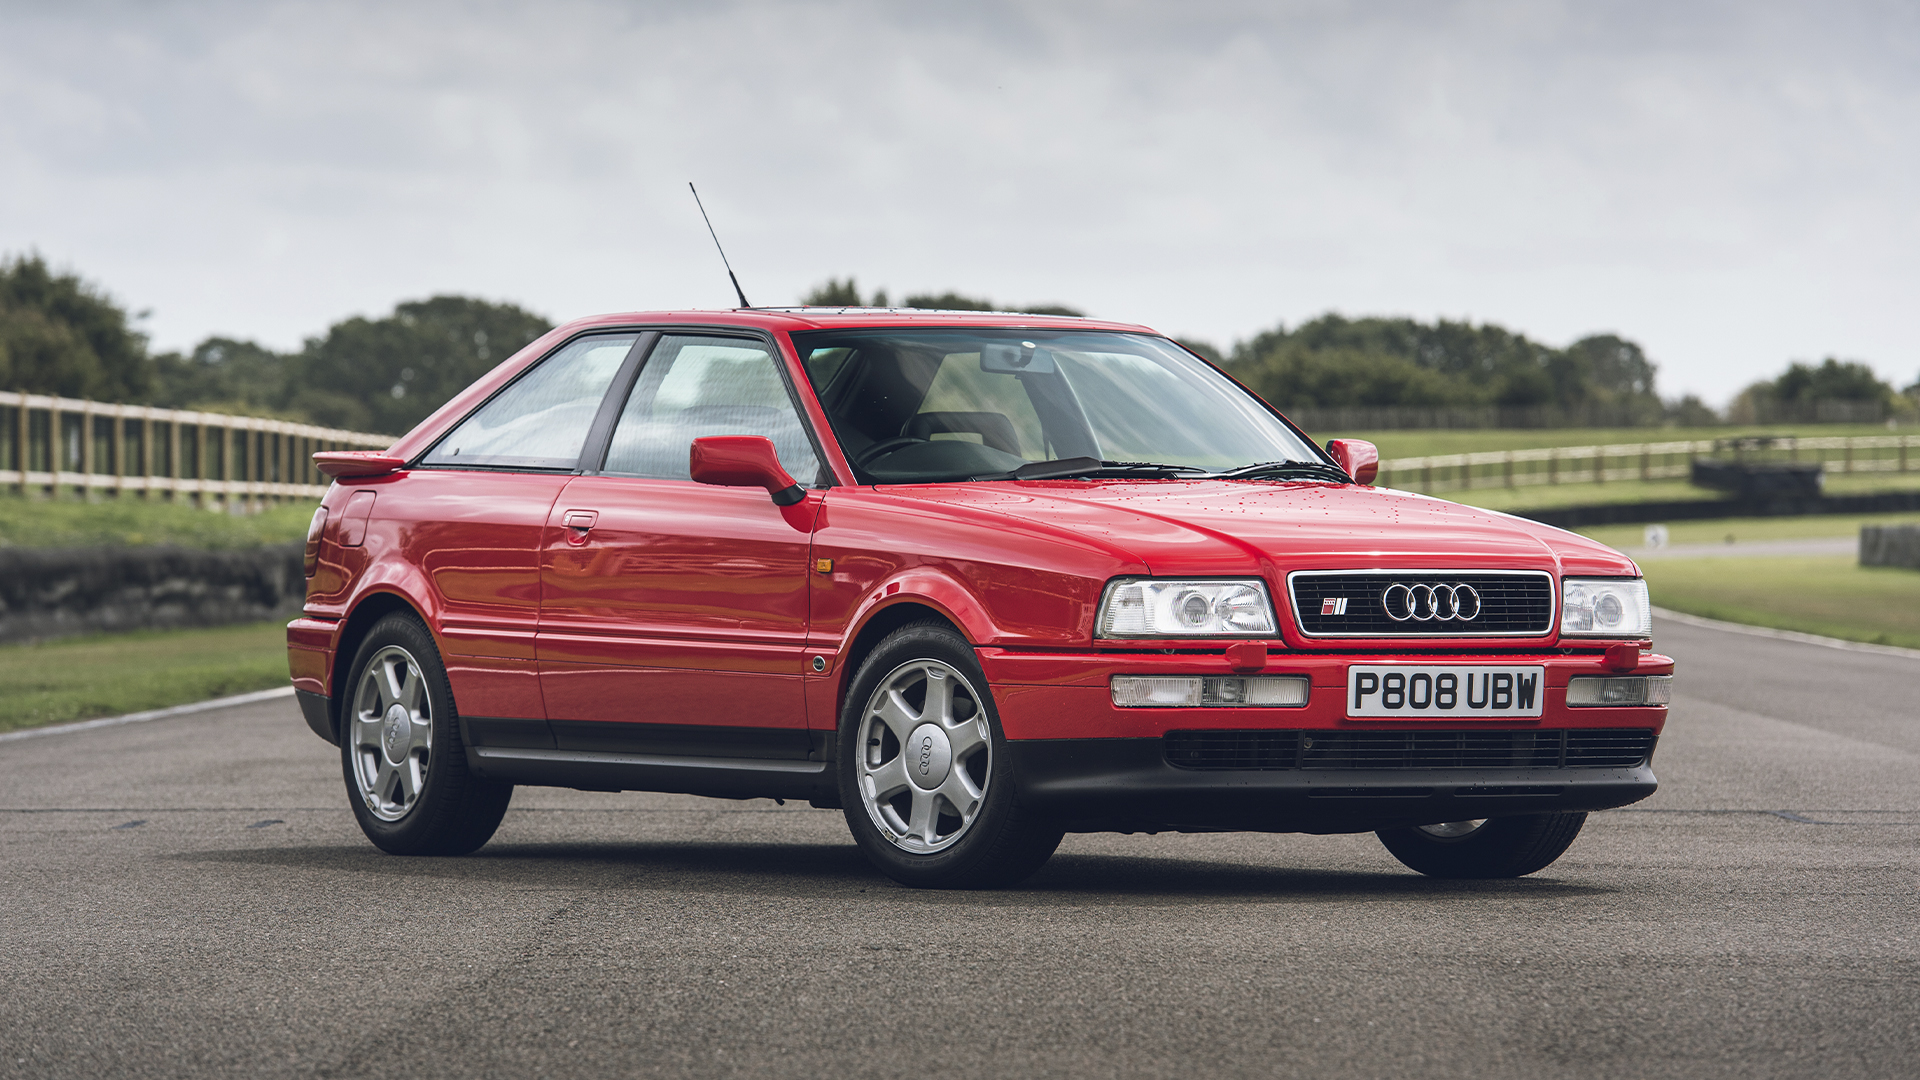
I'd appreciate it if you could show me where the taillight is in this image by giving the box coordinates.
[304,506,328,577]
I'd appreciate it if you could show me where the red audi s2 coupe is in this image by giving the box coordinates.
[289,308,1672,887]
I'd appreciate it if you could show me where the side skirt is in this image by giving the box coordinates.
[467,745,832,802]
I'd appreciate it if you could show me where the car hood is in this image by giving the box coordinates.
[880,479,1638,578]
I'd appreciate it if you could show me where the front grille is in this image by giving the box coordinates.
[1163,729,1655,771]
[1289,571,1554,637]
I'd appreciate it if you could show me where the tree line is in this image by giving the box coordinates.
[0,255,551,435]
[3,254,1914,435]
[800,277,1084,318]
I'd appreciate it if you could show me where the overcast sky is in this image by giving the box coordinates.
[3,0,1916,403]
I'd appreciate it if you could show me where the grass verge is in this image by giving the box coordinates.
[0,495,319,549]
[1414,469,1920,515]
[1638,555,1920,650]
[0,620,292,734]
[1577,511,1920,552]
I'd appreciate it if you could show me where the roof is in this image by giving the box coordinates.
[549,307,1159,336]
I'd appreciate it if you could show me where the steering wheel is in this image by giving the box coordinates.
[854,436,925,467]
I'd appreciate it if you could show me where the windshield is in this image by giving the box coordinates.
[793,328,1329,483]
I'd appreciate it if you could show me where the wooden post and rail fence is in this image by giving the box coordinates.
[1,390,390,506]
[4,389,1916,506]
[1376,434,1920,495]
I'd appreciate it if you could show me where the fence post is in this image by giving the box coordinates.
[1595,447,1605,485]
[168,418,181,501]
[194,421,206,508]
[108,407,123,497]
[1503,452,1514,488]
[12,392,25,497]
[1548,450,1558,485]
[138,411,152,499]
[1844,438,1853,474]
[78,401,93,500]
[1640,449,1651,481]
[211,421,223,509]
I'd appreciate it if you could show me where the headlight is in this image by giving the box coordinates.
[1560,577,1652,638]
[1096,578,1277,637]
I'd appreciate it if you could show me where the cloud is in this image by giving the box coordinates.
[1,0,1917,400]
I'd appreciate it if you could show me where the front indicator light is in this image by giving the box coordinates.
[1111,675,1309,708]
[1097,579,1277,637]
[1566,674,1673,707]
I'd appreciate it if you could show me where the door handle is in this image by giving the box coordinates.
[562,510,598,544]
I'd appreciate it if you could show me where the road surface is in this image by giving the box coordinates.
[2,615,1915,1078]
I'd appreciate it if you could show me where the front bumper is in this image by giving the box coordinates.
[984,645,1668,832]
[978,646,1675,740]
[1006,737,1655,833]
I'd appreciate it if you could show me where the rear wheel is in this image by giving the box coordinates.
[342,613,512,855]
[1376,812,1587,878]
[839,623,1063,888]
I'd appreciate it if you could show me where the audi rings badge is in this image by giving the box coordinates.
[1381,582,1482,622]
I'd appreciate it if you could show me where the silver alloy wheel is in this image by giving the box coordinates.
[349,644,433,822]
[1418,819,1489,839]
[855,658,992,854]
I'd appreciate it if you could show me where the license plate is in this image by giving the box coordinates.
[1346,665,1545,718]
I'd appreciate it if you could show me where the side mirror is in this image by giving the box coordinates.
[1325,439,1379,485]
[690,436,806,506]
[314,451,405,478]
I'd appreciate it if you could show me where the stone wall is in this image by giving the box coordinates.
[1860,525,1920,570]
[0,543,304,644]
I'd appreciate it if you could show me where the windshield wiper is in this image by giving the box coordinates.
[1215,459,1353,482]
[974,458,1212,481]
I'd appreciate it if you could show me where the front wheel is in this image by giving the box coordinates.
[1376,812,1587,878]
[838,623,1063,888]
[341,613,512,855]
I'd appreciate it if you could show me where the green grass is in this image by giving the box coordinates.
[1635,555,1920,650]
[1312,423,1912,462]
[1427,471,1920,515]
[0,494,318,549]
[1576,511,1920,552]
[1442,479,1724,513]
[0,621,293,734]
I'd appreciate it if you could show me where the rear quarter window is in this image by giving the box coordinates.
[420,334,637,469]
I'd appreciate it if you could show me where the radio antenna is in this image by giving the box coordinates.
[688,182,752,309]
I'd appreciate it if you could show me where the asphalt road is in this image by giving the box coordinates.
[2,615,1916,1079]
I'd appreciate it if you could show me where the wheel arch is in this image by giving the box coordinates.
[835,600,968,725]
[326,590,434,742]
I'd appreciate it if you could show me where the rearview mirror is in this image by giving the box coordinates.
[1325,439,1379,485]
[689,436,806,506]
[980,341,1055,374]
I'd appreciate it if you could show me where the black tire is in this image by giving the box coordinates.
[340,613,512,855]
[838,622,1064,888]
[1376,812,1587,878]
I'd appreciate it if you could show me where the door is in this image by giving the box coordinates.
[537,333,826,760]
[403,331,644,745]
